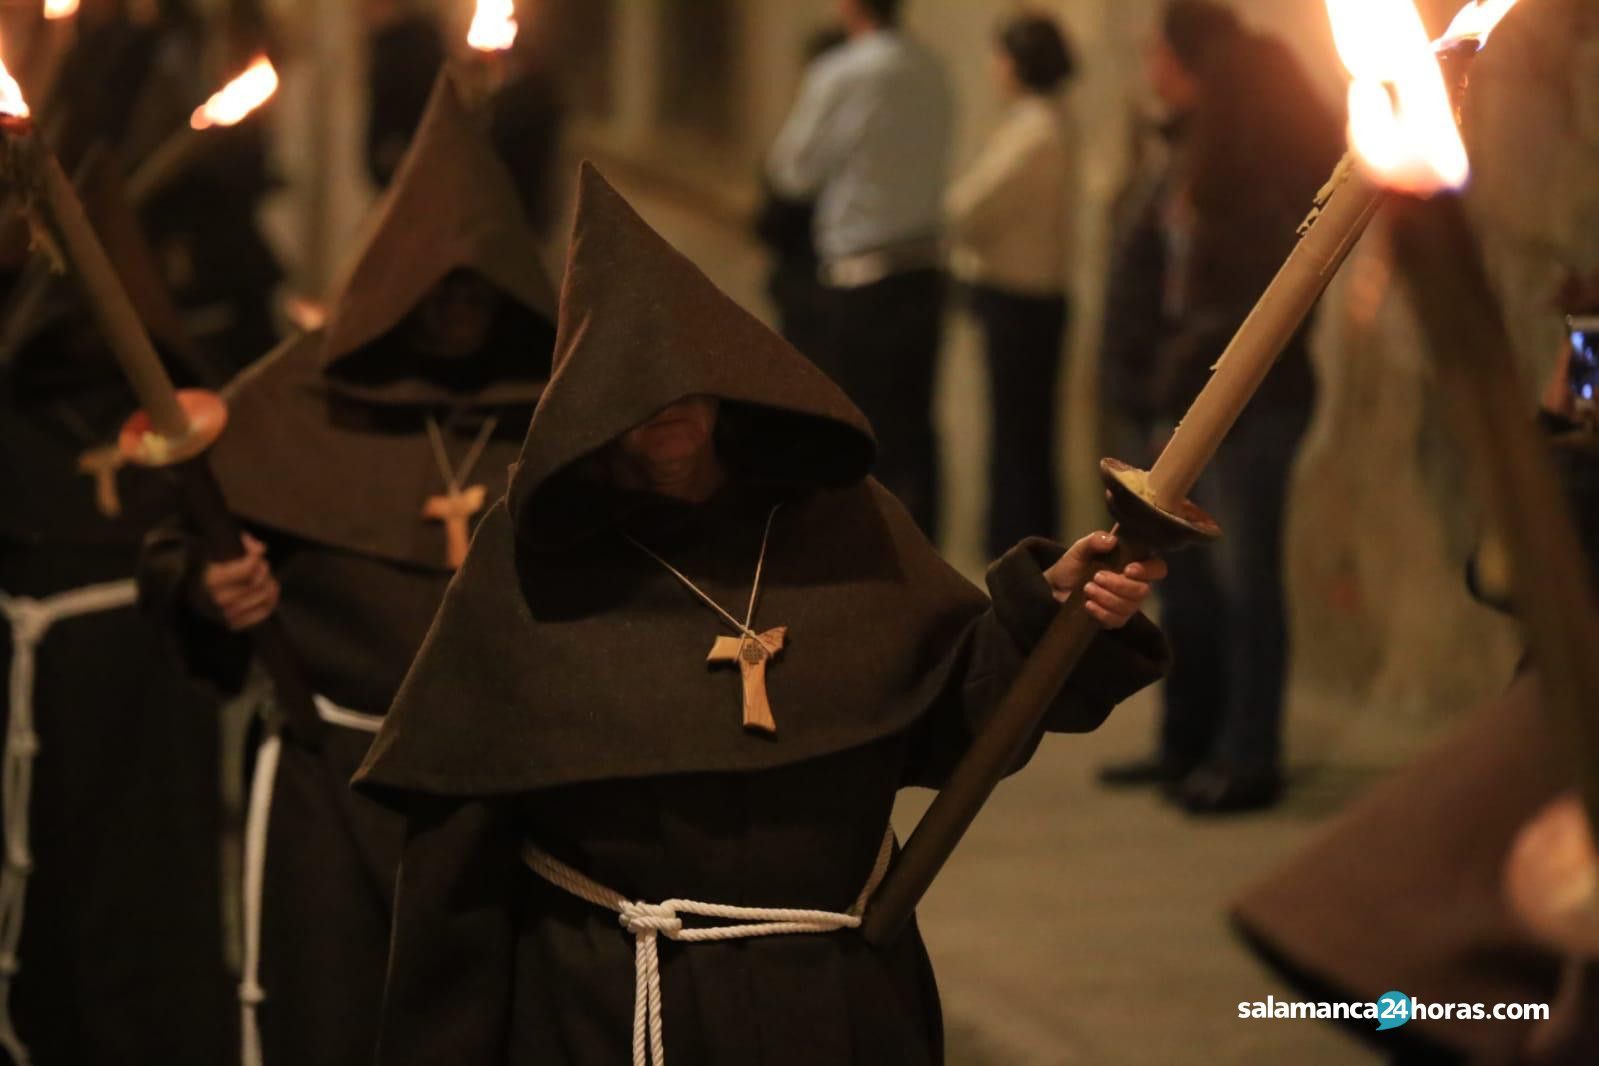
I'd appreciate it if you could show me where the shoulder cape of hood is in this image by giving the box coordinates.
[354,482,990,799]
[209,330,528,571]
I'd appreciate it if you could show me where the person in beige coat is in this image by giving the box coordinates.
[947,12,1077,556]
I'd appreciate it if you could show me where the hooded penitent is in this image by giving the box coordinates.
[353,165,1166,1066]
[0,153,231,1064]
[207,73,556,571]
[134,72,561,1066]
[355,162,1130,798]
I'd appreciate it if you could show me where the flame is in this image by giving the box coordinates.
[467,0,518,52]
[1439,0,1519,48]
[189,56,278,131]
[0,36,29,120]
[1327,0,1470,194]
[44,0,80,19]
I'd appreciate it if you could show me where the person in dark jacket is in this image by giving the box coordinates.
[1098,0,1344,813]
[352,163,1171,1066]
[139,77,557,1066]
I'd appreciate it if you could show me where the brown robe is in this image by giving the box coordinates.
[354,165,1169,1066]
[0,160,229,1064]
[138,75,556,1066]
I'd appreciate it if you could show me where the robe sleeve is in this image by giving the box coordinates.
[376,797,519,1066]
[136,519,254,694]
[904,537,1169,789]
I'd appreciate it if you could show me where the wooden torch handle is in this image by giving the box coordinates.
[861,538,1146,946]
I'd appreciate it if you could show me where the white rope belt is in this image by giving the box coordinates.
[239,694,383,1066]
[523,829,894,1066]
[0,579,139,1066]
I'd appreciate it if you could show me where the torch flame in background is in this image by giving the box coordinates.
[467,0,518,52]
[43,0,80,19]
[0,36,30,120]
[190,55,278,131]
[1327,0,1470,195]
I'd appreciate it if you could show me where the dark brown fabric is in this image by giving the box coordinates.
[1232,672,1599,1063]
[372,539,1164,1065]
[0,548,230,1066]
[206,73,555,571]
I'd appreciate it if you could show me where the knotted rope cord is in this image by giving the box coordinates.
[424,414,500,495]
[523,827,894,1066]
[237,696,383,1066]
[623,505,781,651]
[0,580,138,1066]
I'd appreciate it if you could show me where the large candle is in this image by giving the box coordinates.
[1145,156,1384,508]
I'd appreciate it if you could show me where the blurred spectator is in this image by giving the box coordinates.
[754,25,847,361]
[947,11,1078,557]
[1097,0,1343,812]
[767,0,953,539]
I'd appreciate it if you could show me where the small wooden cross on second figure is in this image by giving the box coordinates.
[708,627,787,735]
[422,484,487,569]
[77,444,125,518]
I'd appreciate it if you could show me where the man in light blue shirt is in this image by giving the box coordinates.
[766,0,953,537]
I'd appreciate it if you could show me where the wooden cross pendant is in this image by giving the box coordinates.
[76,444,126,518]
[421,484,487,569]
[707,627,787,735]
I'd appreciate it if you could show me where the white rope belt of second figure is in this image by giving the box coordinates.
[523,828,894,1066]
[239,694,384,1066]
[0,580,139,1066]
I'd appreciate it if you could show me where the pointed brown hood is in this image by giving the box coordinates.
[315,73,557,406]
[207,75,557,570]
[507,163,875,544]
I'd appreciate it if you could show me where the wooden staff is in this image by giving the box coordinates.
[0,111,325,746]
[1388,194,1599,829]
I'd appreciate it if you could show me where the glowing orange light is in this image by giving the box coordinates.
[190,56,278,131]
[0,37,30,120]
[1327,0,1469,194]
[467,0,518,52]
[44,0,80,19]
